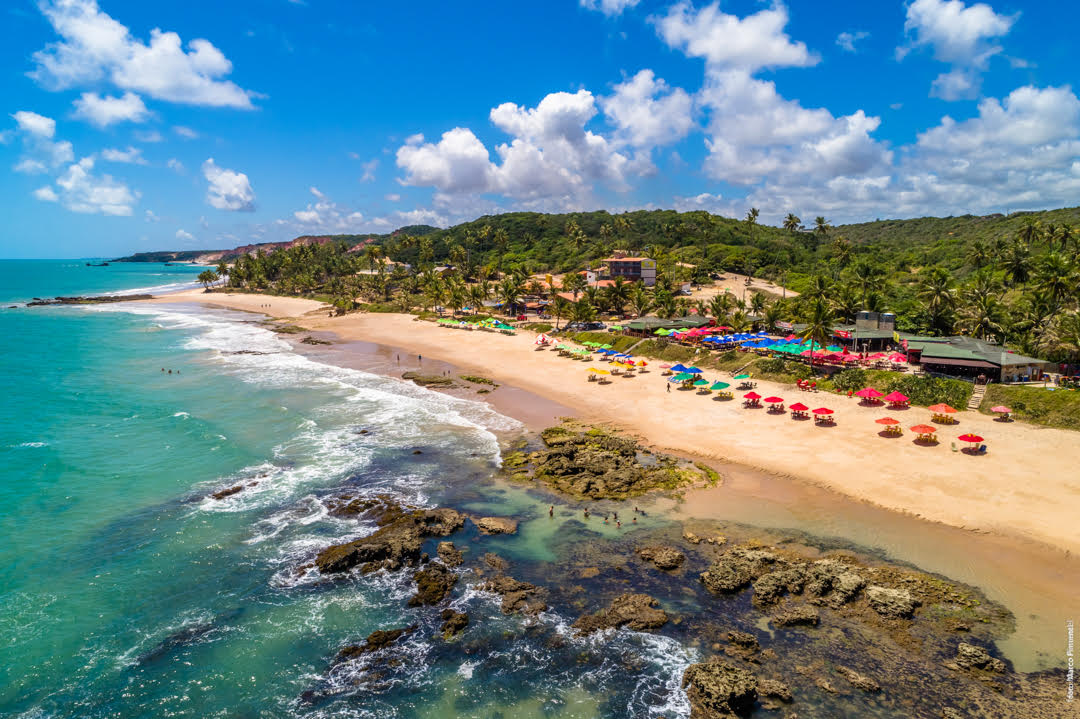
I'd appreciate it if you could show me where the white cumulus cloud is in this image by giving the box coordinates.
[31,0,256,108]
[901,0,1016,100]
[836,31,870,53]
[54,156,138,215]
[33,186,59,202]
[100,146,146,164]
[10,111,73,173]
[176,229,195,241]
[600,69,694,150]
[202,158,255,211]
[580,0,639,17]
[12,110,56,137]
[72,91,149,127]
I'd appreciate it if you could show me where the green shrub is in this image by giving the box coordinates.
[832,368,868,393]
[880,374,972,408]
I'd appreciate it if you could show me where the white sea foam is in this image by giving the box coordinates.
[172,411,190,418]
[14,441,48,448]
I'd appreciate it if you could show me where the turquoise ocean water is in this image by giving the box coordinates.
[0,261,695,719]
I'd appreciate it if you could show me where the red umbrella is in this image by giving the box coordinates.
[789,402,809,411]
[763,396,784,404]
[812,407,833,415]
[875,417,900,425]
[660,363,672,369]
[958,433,983,444]
[990,406,1011,414]
[855,387,883,399]
[840,354,860,362]
[744,391,762,400]
[889,353,907,362]
[910,424,937,434]
[883,391,909,403]
[928,403,957,414]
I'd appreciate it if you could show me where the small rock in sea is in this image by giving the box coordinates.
[210,484,244,500]
[483,553,509,572]
[683,531,702,544]
[335,624,418,663]
[440,609,468,638]
[358,429,369,435]
[437,541,464,567]
[408,562,457,606]
[475,516,518,535]
[954,643,1006,673]
[476,573,547,615]
[771,604,820,628]
[865,585,920,619]
[727,631,759,650]
[636,545,686,570]
[757,678,793,703]
[836,665,881,693]
[681,660,758,718]
[412,449,423,455]
[572,593,669,635]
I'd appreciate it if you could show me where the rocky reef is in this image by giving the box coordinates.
[26,294,153,306]
[571,593,669,635]
[502,422,715,499]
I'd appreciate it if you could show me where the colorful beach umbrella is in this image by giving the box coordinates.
[684,367,703,374]
[958,433,983,444]
[710,381,730,390]
[928,403,958,414]
[855,387,883,399]
[812,407,833,415]
[763,396,784,404]
[659,364,672,369]
[910,424,937,434]
[882,391,909,403]
[670,364,689,372]
[693,379,709,386]
[589,368,610,374]
[744,391,762,400]
[990,406,1011,414]
[733,373,751,380]
[789,402,809,412]
[875,417,900,425]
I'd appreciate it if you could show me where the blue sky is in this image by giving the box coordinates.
[2,0,1078,258]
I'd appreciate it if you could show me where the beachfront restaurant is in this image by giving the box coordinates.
[622,315,712,337]
[905,336,1051,383]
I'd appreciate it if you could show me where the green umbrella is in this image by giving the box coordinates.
[672,372,694,381]
[734,374,751,380]
[710,381,730,390]
[601,344,613,349]
[653,329,668,335]
[693,379,709,386]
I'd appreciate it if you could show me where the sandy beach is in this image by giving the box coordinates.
[150,289,1080,557]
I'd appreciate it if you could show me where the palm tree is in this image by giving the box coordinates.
[728,309,752,332]
[749,291,767,316]
[831,285,861,323]
[364,245,382,273]
[745,207,759,242]
[215,261,229,287]
[1034,252,1077,317]
[629,283,653,318]
[783,213,801,234]
[446,281,467,316]
[849,260,886,304]
[1043,312,1080,362]
[1004,242,1032,287]
[814,216,830,239]
[551,294,570,330]
[965,240,989,269]
[958,293,1006,341]
[467,283,488,315]
[197,270,218,289]
[571,298,596,324]
[605,276,630,316]
[799,299,835,370]
[803,274,833,303]
[562,272,586,300]
[917,267,955,335]
[497,276,524,317]
[1017,217,1042,247]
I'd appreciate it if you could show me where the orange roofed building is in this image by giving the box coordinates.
[601,252,656,286]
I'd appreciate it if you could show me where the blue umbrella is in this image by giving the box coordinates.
[685,366,703,374]
[670,363,689,372]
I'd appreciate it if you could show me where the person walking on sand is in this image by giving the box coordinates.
[549,505,554,517]
[666,382,670,393]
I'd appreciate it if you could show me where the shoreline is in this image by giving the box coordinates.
[147,290,1080,556]
[143,291,1080,670]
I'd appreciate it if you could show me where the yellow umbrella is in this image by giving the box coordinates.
[589,368,610,374]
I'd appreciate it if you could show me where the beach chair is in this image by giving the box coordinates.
[950,442,958,452]
[978,445,988,454]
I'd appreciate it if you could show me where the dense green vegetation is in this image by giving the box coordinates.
[181,206,1080,365]
[981,384,1080,430]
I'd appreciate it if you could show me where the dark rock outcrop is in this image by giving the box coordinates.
[572,593,669,635]
[837,665,881,693]
[437,541,463,567]
[439,609,468,639]
[756,678,792,703]
[477,574,547,615]
[408,561,457,606]
[953,643,1006,673]
[314,500,464,575]
[752,566,807,605]
[700,548,781,594]
[211,484,244,500]
[474,516,518,535]
[637,545,686,570]
[771,604,820,628]
[865,585,920,619]
[335,625,418,663]
[27,294,153,306]
[682,660,758,718]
